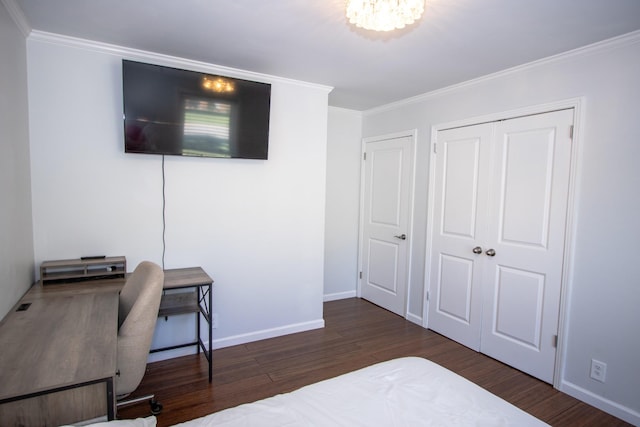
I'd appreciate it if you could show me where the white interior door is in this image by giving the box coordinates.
[480,110,573,383]
[427,123,493,350]
[360,134,415,316]
[428,109,573,383]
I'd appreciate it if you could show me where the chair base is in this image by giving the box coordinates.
[117,394,163,415]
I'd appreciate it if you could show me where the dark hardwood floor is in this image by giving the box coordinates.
[119,298,631,426]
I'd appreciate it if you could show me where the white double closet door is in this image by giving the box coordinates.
[427,109,573,383]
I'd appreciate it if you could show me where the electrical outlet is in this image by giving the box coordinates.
[590,359,607,382]
[211,313,219,329]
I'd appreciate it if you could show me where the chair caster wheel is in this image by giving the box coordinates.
[150,398,163,415]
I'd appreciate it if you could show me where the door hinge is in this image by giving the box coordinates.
[569,125,574,139]
[363,152,367,160]
[552,334,558,348]
[359,271,362,279]
[426,291,429,301]
[433,143,437,154]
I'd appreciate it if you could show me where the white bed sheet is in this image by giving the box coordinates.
[172,357,548,426]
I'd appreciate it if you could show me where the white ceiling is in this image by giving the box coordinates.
[12,0,640,110]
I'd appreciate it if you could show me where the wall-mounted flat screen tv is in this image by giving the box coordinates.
[122,60,271,159]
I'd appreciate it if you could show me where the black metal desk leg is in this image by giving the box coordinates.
[107,377,115,420]
[208,282,213,382]
[196,286,201,355]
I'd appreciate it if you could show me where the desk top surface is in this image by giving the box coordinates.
[0,291,119,402]
[162,266,213,290]
[22,266,213,300]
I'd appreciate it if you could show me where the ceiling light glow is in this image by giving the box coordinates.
[346,0,425,32]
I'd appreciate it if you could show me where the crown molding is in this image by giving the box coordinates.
[27,30,333,94]
[329,105,364,117]
[365,29,640,115]
[2,0,32,37]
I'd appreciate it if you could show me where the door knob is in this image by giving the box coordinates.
[472,246,482,254]
[486,249,496,257]
[394,234,407,240]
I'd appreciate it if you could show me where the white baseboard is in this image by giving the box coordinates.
[323,290,357,301]
[148,318,326,362]
[148,293,357,363]
[212,318,325,349]
[560,380,640,426]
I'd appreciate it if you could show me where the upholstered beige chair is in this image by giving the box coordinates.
[116,261,164,413]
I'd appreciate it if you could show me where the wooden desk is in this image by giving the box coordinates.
[0,266,213,426]
[0,292,118,426]
[10,266,214,380]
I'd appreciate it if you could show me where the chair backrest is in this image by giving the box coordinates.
[116,261,164,397]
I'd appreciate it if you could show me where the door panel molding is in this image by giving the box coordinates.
[491,265,545,349]
[436,254,474,324]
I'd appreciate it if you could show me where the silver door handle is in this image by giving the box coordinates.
[472,246,482,254]
[394,234,407,240]
[486,248,496,257]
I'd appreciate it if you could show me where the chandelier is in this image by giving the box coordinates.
[346,0,425,32]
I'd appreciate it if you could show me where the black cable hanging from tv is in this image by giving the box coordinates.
[162,155,166,271]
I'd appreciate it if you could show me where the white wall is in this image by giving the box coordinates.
[362,33,640,424]
[26,33,331,353]
[324,107,362,301]
[0,1,34,320]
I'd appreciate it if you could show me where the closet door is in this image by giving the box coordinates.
[480,109,573,383]
[427,123,493,351]
[428,109,573,383]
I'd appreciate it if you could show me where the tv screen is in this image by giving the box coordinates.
[122,60,271,159]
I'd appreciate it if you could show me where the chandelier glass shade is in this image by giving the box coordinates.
[346,0,425,32]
